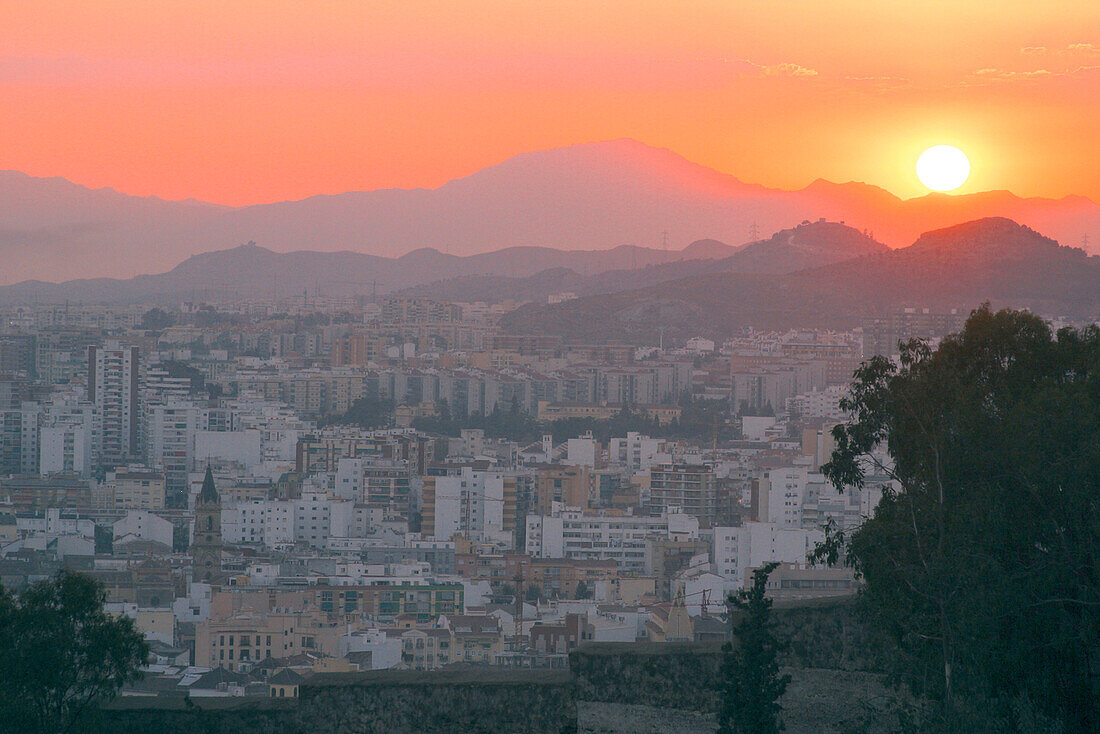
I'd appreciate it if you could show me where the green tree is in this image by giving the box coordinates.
[819,305,1100,729]
[719,562,790,734]
[574,580,592,599]
[139,307,175,331]
[0,571,149,734]
[328,396,394,429]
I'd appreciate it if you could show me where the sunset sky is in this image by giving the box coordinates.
[2,1,1099,206]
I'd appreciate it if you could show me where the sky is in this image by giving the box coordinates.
[2,1,1099,206]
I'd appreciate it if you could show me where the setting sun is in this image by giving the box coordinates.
[916,145,971,193]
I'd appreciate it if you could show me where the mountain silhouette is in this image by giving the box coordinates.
[501,218,1100,342]
[1,140,1096,283]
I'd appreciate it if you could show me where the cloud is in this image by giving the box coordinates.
[1021,46,1047,56]
[761,62,818,77]
[963,63,1100,86]
[1065,42,1099,55]
[973,68,1053,79]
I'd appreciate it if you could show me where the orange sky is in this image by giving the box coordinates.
[2,1,1099,206]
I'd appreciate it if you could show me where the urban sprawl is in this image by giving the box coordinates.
[0,296,1001,698]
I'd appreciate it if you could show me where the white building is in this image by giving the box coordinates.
[293,491,354,548]
[741,415,778,442]
[88,340,141,467]
[712,522,823,590]
[566,434,597,467]
[113,510,174,549]
[38,401,97,478]
[609,432,666,472]
[787,384,849,421]
[221,499,294,549]
[339,628,403,669]
[426,468,510,544]
[194,429,262,472]
[685,337,716,353]
[173,582,213,624]
[526,505,699,573]
[757,464,883,532]
[145,399,206,497]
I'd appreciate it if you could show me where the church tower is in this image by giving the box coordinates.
[192,467,223,583]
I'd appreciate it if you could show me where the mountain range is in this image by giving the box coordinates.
[500,218,1100,342]
[2,139,1098,284]
[0,239,732,306]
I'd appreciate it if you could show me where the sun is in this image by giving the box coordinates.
[916,145,970,192]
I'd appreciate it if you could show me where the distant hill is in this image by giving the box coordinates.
[0,240,720,306]
[500,218,1100,342]
[400,221,886,303]
[1,139,1098,283]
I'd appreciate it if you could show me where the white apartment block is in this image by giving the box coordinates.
[712,522,824,589]
[787,384,849,420]
[525,505,700,573]
[88,340,141,467]
[609,432,666,472]
[39,408,96,478]
[145,399,206,496]
[758,464,883,532]
[424,467,512,545]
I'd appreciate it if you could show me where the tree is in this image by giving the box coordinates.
[139,307,175,331]
[328,396,394,429]
[719,562,790,734]
[819,305,1100,729]
[575,580,592,599]
[0,571,148,734]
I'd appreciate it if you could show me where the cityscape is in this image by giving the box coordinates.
[1,2,1098,733]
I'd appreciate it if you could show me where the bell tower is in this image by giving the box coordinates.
[191,467,223,583]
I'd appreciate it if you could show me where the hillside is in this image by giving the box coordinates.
[500,218,1100,342]
[400,221,886,303]
[0,240,718,306]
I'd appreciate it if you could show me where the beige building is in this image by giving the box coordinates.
[400,628,453,670]
[103,468,166,510]
[444,615,504,665]
[195,611,342,672]
[535,465,592,514]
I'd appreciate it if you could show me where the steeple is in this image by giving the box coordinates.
[198,466,219,504]
[192,465,223,584]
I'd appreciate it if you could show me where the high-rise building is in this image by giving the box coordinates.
[421,468,516,544]
[647,464,718,523]
[0,333,37,379]
[145,399,206,504]
[88,340,141,468]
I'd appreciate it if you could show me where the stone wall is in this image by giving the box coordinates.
[101,669,576,734]
[570,641,725,711]
[569,597,889,714]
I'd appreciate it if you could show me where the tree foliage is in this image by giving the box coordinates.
[821,305,1100,729]
[139,307,176,332]
[719,562,791,734]
[326,396,395,429]
[0,571,148,734]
